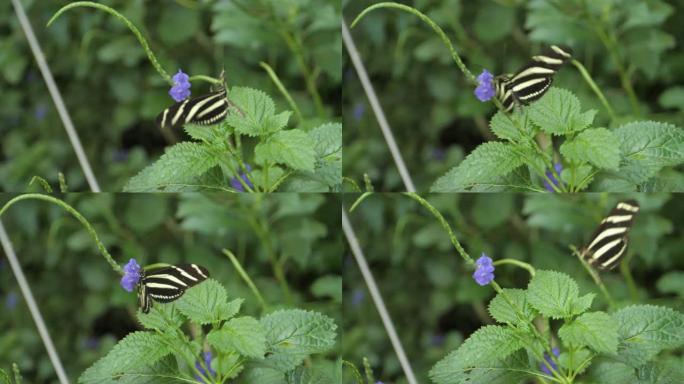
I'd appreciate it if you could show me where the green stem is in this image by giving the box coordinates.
[401,192,473,264]
[620,252,639,302]
[279,29,325,117]
[349,192,374,212]
[571,60,616,122]
[188,75,222,85]
[351,2,476,83]
[493,258,536,277]
[259,61,304,124]
[47,1,171,83]
[0,194,122,275]
[222,249,268,312]
[342,177,363,192]
[572,246,614,309]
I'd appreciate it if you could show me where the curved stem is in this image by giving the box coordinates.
[493,258,536,277]
[260,61,303,124]
[222,249,268,312]
[401,192,473,264]
[351,2,476,83]
[279,29,325,117]
[47,1,171,83]
[0,194,122,275]
[571,60,616,122]
[571,246,614,309]
[188,75,222,85]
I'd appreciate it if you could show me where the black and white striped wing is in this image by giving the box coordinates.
[581,200,640,270]
[156,89,228,130]
[139,263,210,313]
[496,45,572,112]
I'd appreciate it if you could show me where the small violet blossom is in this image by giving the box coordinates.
[351,289,365,307]
[474,70,495,102]
[540,347,561,375]
[195,351,216,383]
[5,292,18,310]
[120,258,141,292]
[544,162,563,192]
[230,164,254,192]
[169,70,191,102]
[472,254,495,286]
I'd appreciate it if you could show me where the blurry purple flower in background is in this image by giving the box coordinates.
[120,258,141,292]
[230,164,254,192]
[169,70,191,102]
[112,149,129,163]
[472,254,495,286]
[34,104,47,120]
[432,147,446,161]
[431,333,445,347]
[474,70,495,102]
[351,289,365,306]
[540,347,561,375]
[195,351,216,383]
[84,337,100,350]
[353,102,365,121]
[544,163,563,192]
[5,292,18,310]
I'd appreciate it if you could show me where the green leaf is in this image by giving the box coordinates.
[255,130,316,172]
[658,86,684,111]
[488,288,537,326]
[526,270,595,319]
[239,365,285,384]
[175,279,242,325]
[561,164,594,191]
[124,142,220,192]
[0,368,11,384]
[78,332,173,382]
[656,271,684,297]
[311,275,342,303]
[636,356,684,384]
[137,304,184,332]
[473,2,515,43]
[207,316,266,358]
[560,128,620,170]
[157,6,200,45]
[558,311,618,354]
[615,121,684,183]
[429,326,527,384]
[528,88,596,135]
[558,348,592,374]
[613,305,684,367]
[225,87,291,136]
[309,123,342,158]
[593,362,637,384]
[431,142,525,192]
[489,110,533,142]
[217,353,243,380]
[261,309,337,372]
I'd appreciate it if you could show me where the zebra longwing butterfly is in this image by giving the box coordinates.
[580,200,640,270]
[138,263,210,313]
[156,85,229,130]
[495,45,573,112]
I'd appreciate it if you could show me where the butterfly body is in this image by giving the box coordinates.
[580,200,640,270]
[137,263,210,313]
[495,45,573,112]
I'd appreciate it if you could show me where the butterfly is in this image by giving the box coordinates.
[580,200,640,270]
[137,263,210,313]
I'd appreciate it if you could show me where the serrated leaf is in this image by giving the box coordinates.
[528,88,596,135]
[559,311,618,354]
[255,130,316,172]
[175,279,241,325]
[124,142,220,192]
[217,353,243,380]
[658,86,684,111]
[593,362,637,384]
[261,310,337,372]
[558,348,592,374]
[636,356,684,384]
[615,121,684,184]
[560,128,620,170]
[239,365,285,384]
[78,332,173,383]
[561,164,594,191]
[488,288,537,325]
[309,123,342,158]
[137,304,184,332]
[489,110,533,142]
[431,142,525,192]
[207,316,266,358]
[225,87,290,136]
[429,326,527,384]
[526,270,594,319]
[613,305,684,367]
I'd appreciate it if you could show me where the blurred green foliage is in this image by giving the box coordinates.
[343,0,684,191]
[343,193,684,383]
[0,193,341,383]
[0,0,341,191]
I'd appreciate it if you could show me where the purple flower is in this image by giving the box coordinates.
[543,162,563,192]
[120,259,141,292]
[169,70,191,102]
[84,337,100,350]
[472,254,495,286]
[353,102,365,121]
[35,104,47,120]
[431,333,445,346]
[540,347,561,375]
[474,70,495,102]
[230,164,254,192]
[5,292,18,310]
[195,351,216,382]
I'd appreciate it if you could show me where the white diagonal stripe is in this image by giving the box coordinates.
[587,227,627,251]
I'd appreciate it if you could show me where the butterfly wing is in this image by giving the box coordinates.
[581,200,640,270]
